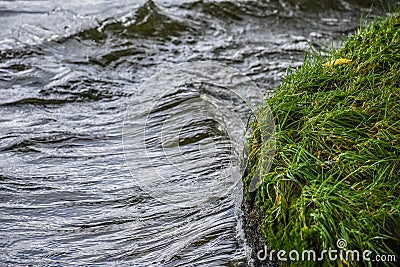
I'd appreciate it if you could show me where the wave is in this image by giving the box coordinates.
[64,0,193,44]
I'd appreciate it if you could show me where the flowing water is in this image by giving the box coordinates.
[0,0,396,266]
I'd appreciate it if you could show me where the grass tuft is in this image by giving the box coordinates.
[244,12,400,267]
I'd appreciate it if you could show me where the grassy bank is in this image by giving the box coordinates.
[244,12,400,266]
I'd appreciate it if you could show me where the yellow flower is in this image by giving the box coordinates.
[323,58,352,67]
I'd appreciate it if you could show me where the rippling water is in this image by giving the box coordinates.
[0,0,396,265]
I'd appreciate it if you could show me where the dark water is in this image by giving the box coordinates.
[0,0,396,266]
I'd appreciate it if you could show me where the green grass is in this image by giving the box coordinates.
[244,12,400,267]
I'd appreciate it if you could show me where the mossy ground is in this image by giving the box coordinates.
[244,12,400,267]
